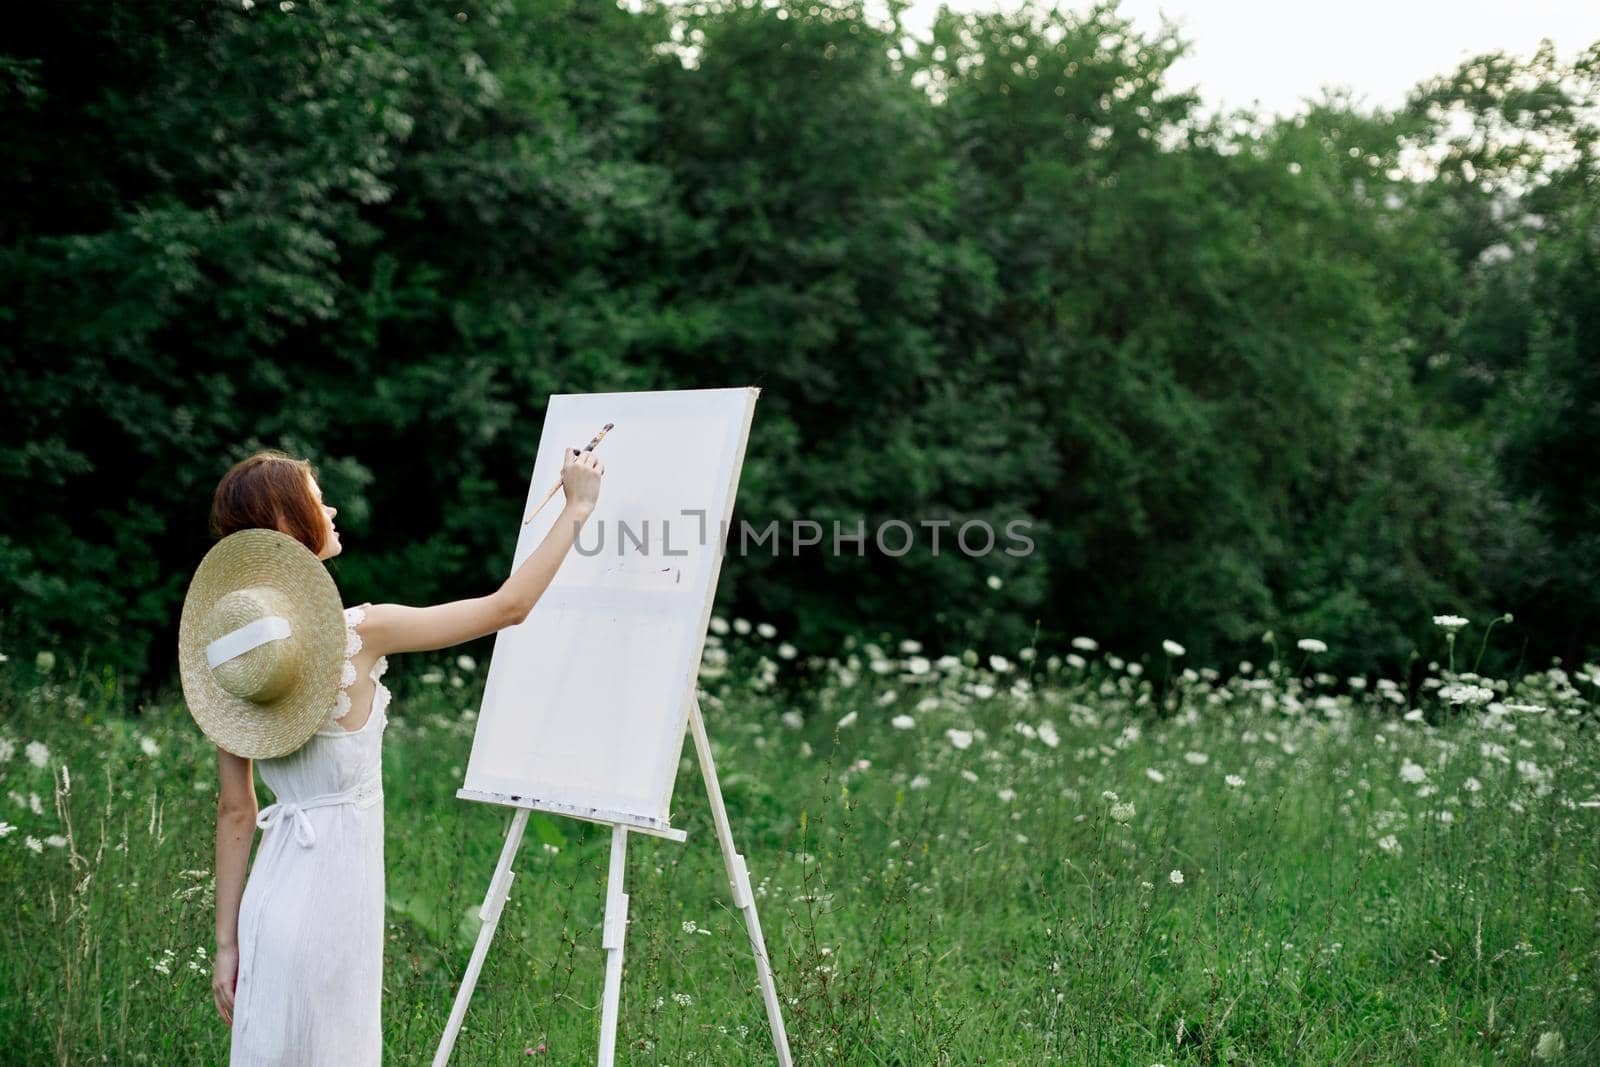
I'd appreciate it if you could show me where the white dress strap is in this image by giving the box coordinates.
[326,604,372,728]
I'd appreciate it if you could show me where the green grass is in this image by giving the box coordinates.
[2,627,1597,1065]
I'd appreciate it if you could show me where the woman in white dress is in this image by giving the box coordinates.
[207,447,604,1064]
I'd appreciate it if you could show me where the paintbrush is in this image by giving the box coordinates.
[522,422,614,525]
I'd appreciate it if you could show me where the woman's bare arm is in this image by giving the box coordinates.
[213,746,256,1025]
[357,449,604,657]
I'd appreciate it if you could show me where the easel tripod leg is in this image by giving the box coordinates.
[433,808,530,1067]
[597,826,630,1067]
[689,698,794,1067]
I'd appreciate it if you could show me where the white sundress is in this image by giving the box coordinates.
[230,604,390,1066]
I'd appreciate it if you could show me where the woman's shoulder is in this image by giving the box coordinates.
[345,605,389,680]
[341,603,373,661]
[322,603,388,732]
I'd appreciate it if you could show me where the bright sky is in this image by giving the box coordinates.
[899,1,1600,116]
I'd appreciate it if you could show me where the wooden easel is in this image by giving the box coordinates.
[432,696,793,1067]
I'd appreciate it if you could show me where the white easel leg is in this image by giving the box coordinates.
[433,807,530,1067]
[597,826,630,1067]
[689,698,794,1067]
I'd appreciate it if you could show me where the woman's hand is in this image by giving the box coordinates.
[213,942,239,1026]
[561,447,604,513]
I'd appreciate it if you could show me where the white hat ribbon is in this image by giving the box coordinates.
[205,615,293,669]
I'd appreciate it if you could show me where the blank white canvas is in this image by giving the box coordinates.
[461,387,759,831]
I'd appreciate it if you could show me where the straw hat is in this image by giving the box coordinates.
[177,528,347,758]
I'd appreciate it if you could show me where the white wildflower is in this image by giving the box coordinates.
[1225,774,1245,788]
[1110,801,1135,823]
[1399,759,1427,784]
[1432,614,1468,632]
[1168,869,1184,885]
[780,711,804,731]
[985,575,1003,590]
[1184,751,1209,765]
[1071,637,1098,652]
[1145,768,1166,784]
[945,729,973,751]
[140,737,160,758]
[756,622,777,639]
[1297,638,1327,653]
[1162,639,1186,657]
[834,710,857,729]
[25,741,49,769]
[1440,683,1494,705]
[890,714,915,730]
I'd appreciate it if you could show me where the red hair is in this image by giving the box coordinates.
[209,449,326,555]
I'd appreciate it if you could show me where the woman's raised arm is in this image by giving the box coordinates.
[357,449,604,657]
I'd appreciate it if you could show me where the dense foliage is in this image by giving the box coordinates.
[2,0,1596,688]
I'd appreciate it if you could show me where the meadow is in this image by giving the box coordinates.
[1,617,1596,1065]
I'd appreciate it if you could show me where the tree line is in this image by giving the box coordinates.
[2,0,1595,690]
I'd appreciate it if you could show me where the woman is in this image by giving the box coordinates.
[208,447,603,1064]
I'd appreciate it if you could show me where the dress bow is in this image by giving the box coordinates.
[256,801,318,848]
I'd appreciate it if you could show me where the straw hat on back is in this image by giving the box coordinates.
[178,528,347,758]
